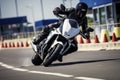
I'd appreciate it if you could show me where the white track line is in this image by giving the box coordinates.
[0,62,105,80]
[74,77,105,80]
[0,62,73,78]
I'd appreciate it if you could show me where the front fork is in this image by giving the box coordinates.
[59,41,71,56]
[40,34,71,60]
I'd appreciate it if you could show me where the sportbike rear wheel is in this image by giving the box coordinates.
[43,44,63,67]
[31,54,43,66]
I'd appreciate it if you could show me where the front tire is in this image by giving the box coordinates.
[31,54,43,66]
[43,44,63,67]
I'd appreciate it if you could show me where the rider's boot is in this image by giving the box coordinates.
[58,55,63,62]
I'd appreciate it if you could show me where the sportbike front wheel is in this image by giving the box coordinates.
[43,44,63,67]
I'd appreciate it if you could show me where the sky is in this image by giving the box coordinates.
[0,0,80,23]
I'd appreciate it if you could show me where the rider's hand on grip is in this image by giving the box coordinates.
[86,27,94,32]
[53,7,61,16]
[83,33,90,39]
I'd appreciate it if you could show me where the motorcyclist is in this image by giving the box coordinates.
[32,2,93,62]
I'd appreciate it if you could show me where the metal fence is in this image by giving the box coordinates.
[94,23,120,37]
[0,32,35,41]
[0,23,120,41]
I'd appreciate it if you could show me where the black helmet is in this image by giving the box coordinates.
[75,2,88,19]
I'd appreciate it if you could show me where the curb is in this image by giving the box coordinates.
[77,42,120,51]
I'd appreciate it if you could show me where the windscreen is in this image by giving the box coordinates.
[68,19,78,28]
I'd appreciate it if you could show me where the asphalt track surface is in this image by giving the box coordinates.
[0,48,120,80]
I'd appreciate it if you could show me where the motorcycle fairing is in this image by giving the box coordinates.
[62,19,80,39]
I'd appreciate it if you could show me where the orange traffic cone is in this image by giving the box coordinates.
[112,33,117,42]
[17,42,19,47]
[1,42,4,48]
[80,36,84,44]
[85,38,91,43]
[26,41,29,47]
[94,35,99,43]
[103,34,108,42]
[4,42,8,48]
[21,42,24,47]
[12,42,15,47]
[9,42,12,47]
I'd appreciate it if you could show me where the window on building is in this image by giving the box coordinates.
[116,3,120,23]
[93,9,98,22]
[107,5,112,19]
[99,7,106,25]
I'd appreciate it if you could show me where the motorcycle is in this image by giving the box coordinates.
[31,4,94,67]
[31,18,84,67]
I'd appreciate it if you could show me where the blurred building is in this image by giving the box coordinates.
[0,0,79,37]
[81,0,120,36]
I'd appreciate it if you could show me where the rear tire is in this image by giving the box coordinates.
[43,44,63,67]
[31,54,43,66]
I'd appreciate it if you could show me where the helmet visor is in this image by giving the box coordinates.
[76,8,86,18]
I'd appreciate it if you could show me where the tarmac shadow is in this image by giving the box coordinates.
[50,58,120,67]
